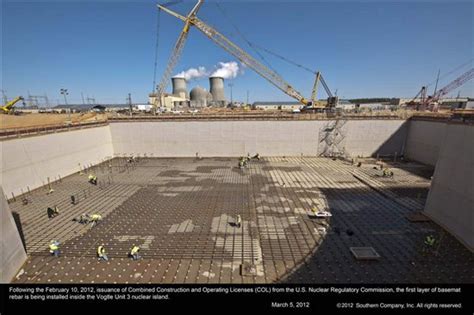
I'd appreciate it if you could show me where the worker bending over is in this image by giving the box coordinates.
[90,214,102,227]
[75,213,90,224]
[425,235,436,247]
[97,245,108,261]
[49,240,60,257]
[47,206,60,219]
[130,245,141,260]
[88,174,98,185]
[382,168,394,178]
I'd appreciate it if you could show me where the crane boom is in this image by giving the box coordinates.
[1,96,24,114]
[311,72,321,103]
[159,4,310,105]
[433,68,474,101]
[154,1,204,108]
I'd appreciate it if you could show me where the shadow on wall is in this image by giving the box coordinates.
[365,120,435,179]
[277,186,473,284]
[371,121,409,158]
[11,211,27,252]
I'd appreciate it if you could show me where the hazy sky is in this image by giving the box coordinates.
[2,0,473,104]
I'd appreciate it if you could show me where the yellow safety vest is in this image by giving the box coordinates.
[91,214,101,221]
[49,244,58,252]
[131,246,140,255]
[98,246,105,256]
[425,236,435,246]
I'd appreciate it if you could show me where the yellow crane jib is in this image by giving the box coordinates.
[159,1,309,106]
[153,0,204,110]
[1,96,24,114]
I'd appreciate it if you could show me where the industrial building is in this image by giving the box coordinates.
[149,76,227,110]
[253,101,303,111]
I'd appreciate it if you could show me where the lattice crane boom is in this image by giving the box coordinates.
[154,1,204,108]
[159,3,311,106]
[433,68,474,101]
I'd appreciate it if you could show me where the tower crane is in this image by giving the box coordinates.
[156,1,333,110]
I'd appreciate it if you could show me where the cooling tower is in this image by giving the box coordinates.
[172,77,188,99]
[190,86,208,108]
[209,76,226,103]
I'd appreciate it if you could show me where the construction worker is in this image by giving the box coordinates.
[382,168,394,178]
[238,158,245,169]
[252,153,261,161]
[90,214,102,227]
[49,240,60,257]
[47,206,59,219]
[88,174,97,185]
[236,215,242,228]
[97,245,108,261]
[130,245,141,260]
[425,235,436,247]
[70,195,76,205]
[79,213,90,224]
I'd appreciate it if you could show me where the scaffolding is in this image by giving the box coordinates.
[318,117,347,158]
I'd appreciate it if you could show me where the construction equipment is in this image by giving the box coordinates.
[157,1,334,110]
[247,42,338,109]
[308,71,338,110]
[409,68,473,111]
[428,68,474,111]
[1,96,25,114]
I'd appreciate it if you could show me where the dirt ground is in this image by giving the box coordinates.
[0,112,107,129]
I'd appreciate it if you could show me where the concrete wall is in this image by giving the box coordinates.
[424,123,474,251]
[405,120,446,166]
[344,120,408,157]
[0,126,114,197]
[110,120,407,158]
[1,186,27,283]
[111,121,319,157]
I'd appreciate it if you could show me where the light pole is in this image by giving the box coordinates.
[60,88,71,124]
[228,83,233,106]
[60,88,69,105]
